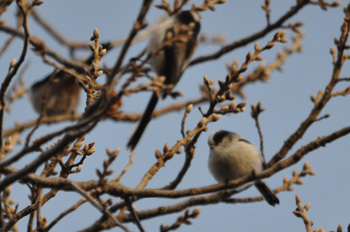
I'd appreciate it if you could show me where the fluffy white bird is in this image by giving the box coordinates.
[208,130,279,206]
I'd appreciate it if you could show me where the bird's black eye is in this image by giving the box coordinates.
[212,130,231,145]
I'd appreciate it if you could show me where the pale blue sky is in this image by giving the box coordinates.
[1,1,350,231]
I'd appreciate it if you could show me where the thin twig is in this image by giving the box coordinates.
[113,150,135,182]
[180,104,193,138]
[0,0,31,152]
[3,114,80,137]
[69,181,130,232]
[124,197,145,232]
[31,9,89,50]
[250,102,266,167]
[293,195,313,232]
[43,199,87,232]
[109,0,153,82]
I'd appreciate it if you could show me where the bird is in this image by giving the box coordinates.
[127,10,201,149]
[29,43,112,116]
[208,130,280,206]
[29,71,81,116]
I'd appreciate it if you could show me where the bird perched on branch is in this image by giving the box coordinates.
[208,130,280,206]
[29,43,112,116]
[127,10,201,149]
[29,70,81,116]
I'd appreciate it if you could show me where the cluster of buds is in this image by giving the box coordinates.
[215,101,246,115]
[282,161,315,192]
[164,22,195,47]
[87,28,107,80]
[160,208,201,232]
[31,36,47,56]
[251,101,265,119]
[293,195,311,221]
[199,32,226,45]
[193,0,227,12]
[154,141,182,161]
[96,148,120,182]
[80,142,96,156]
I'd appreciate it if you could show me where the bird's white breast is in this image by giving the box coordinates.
[208,137,263,183]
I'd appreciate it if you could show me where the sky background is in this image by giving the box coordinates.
[1,0,350,231]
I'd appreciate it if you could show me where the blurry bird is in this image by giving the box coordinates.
[29,71,81,116]
[127,10,201,149]
[29,43,112,116]
[208,130,280,206]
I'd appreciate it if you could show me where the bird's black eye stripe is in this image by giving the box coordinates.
[213,130,231,145]
[238,138,251,145]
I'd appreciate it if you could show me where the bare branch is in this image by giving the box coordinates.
[189,0,309,66]
[0,0,31,153]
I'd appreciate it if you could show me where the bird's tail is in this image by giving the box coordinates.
[254,180,280,206]
[127,93,159,150]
